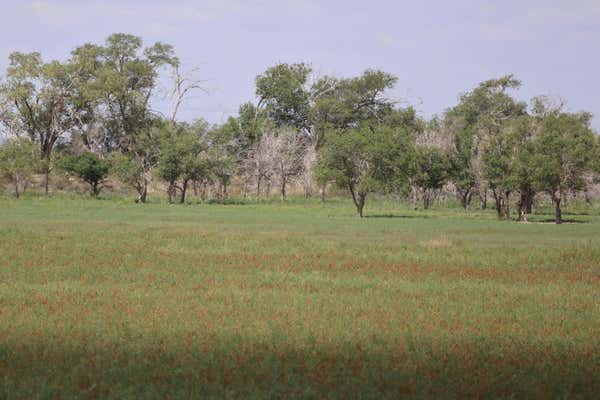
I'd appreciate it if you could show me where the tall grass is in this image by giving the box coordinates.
[0,196,598,398]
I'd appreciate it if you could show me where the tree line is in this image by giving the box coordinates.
[1,33,599,223]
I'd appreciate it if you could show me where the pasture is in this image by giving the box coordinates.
[0,196,598,398]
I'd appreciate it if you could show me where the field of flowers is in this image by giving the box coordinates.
[0,196,598,398]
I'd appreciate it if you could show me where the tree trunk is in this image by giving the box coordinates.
[320,184,326,202]
[411,186,419,210]
[479,190,487,210]
[137,180,148,203]
[492,188,502,218]
[517,192,528,223]
[44,165,50,196]
[180,179,189,204]
[423,189,431,210]
[14,180,20,198]
[502,190,510,220]
[459,188,472,210]
[349,184,366,218]
[517,204,527,222]
[167,182,176,204]
[552,194,562,224]
[280,178,286,201]
[256,176,262,199]
[492,188,510,219]
[357,193,366,218]
[91,181,99,197]
[201,181,207,202]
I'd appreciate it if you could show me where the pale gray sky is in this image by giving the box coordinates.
[1,0,598,130]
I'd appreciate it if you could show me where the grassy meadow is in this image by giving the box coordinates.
[0,195,599,398]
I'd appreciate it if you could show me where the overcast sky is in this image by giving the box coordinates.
[1,0,598,130]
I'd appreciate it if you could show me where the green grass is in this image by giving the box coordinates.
[0,195,599,399]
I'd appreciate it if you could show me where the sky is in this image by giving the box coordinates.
[1,0,599,131]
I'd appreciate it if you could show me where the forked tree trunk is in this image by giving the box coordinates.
[492,189,510,220]
[349,184,366,218]
[459,188,472,210]
[517,190,534,223]
[479,190,487,210]
[91,181,100,197]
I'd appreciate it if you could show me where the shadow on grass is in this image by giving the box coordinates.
[530,218,590,224]
[1,337,596,399]
[365,214,432,219]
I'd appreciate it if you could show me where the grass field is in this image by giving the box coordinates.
[0,195,599,399]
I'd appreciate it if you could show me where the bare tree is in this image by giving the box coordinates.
[270,127,306,200]
[243,128,274,198]
[301,142,317,198]
[168,65,207,123]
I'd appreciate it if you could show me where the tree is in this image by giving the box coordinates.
[312,70,397,133]
[110,152,149,202]
[529,112,596,224]
[445,75,526,211]
[86,34,178,150]
[244,125,275,199]
[255,63,313,134]
[317,125,411,217]
[57,151,110,196]
[505,115,538,222]
[0,137,39,197]
[268,127,306,200]
[156,121,210,204]
[412,146,449,209]
[0,52,79,194]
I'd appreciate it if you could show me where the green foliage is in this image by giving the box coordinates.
[530,112,596,196]
[256,63,312,132]
[57,152,110,196]
[317,125,412,216]
[0,137,39,197]
[412,146,449,192]
[445,75,527,210]
[156,122,212,203]
[312,70,397,134]
[72,33,178,152]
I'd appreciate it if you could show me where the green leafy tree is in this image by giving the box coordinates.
[0,137,39,197]
[505,115,538,222]
[529,112,596,224]
[445,75,526,210]
[78,33,178,152]
[317,125,411,217]
[156,121,211,204]
[57,151,110,196]
[256,63,313,133]
[412,146,449,209]
[0,52,80,194]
